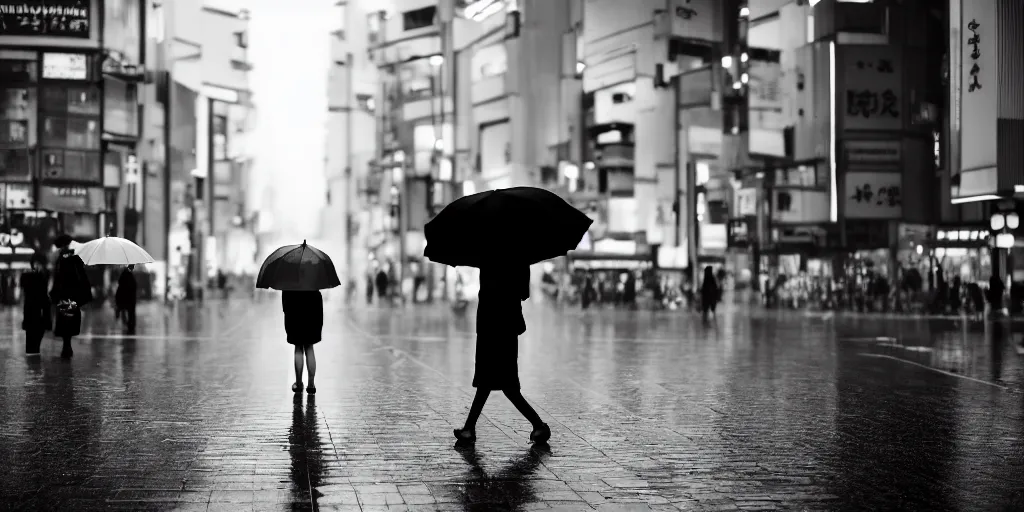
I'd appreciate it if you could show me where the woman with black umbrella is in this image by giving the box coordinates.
[453,264,550,444]
[50,234,93,358]
[425,187,593,445]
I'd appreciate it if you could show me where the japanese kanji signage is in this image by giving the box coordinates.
[840,46,903,131]
[0,0,90,38]
[958,0,997,192]
[844,172,902,219]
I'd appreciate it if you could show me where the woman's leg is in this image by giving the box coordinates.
[61,336,73,356]
[293,345,304,384]
[503,389,544,428]
[462,388,491,430]
[303,345,316,387]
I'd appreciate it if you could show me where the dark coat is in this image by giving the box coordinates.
[476,266,529,335]
[50,250,93,306]
[115,269,137,309]
[701,276,720,304]
[20,270,51,332]
[282,290,323,345]
[472,266,530,390]
[50,250,93,338]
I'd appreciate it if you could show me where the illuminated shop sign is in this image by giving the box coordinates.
[936,229,989,242]
[0,0,91,38]
[42,52,88,79]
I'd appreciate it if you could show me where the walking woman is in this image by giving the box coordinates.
[50,235,93,358]
[20,252,51,355]
[454,265,550,444]
[283,289,323,394]
[700,265,720,321]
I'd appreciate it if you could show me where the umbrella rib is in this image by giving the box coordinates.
[120,240,130,264]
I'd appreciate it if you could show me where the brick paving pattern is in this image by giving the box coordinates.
[1,299,1022,511]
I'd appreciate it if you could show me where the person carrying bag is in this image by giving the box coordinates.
[50,234,93,358]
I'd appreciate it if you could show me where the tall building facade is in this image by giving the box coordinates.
[322,0,379,295]
[330,0,579,300]
[140,0,254,299]
[0,0,146,299]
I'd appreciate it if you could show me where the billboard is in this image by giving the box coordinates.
[844,172,902,219]
[839,45,903,132]
[953,0,998,199]
[0,0,98,49]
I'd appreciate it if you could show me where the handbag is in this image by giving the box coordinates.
[56,299,79,318]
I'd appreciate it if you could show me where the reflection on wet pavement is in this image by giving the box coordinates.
[0,300,1021,511]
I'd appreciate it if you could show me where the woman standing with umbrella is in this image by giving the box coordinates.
[50,234,93,358]
[426,187,592,444]
[257,241,340,394]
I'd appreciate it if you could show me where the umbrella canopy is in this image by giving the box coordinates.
[424,186,593,267]
[256,240,341,291]
[74,236,155,265]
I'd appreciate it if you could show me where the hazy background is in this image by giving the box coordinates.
[215,0,334,242]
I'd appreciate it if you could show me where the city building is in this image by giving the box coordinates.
[140,0,255,299]
[330,0,578,300]
[0,0,146,300]
[322,0,379,296]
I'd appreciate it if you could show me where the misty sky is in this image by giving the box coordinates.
[219,0,335,239]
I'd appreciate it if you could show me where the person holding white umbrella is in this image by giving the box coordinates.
[74,235,154,335]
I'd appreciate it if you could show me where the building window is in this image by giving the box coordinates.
[39,83,101,182]
[0,58,39,179]
[0,59,38,83]
[402,6,436,31]
[356,93,375,113]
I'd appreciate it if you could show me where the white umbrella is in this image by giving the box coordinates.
[74,236,155,265]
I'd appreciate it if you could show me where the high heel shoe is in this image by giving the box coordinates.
[291,382,303,393]
[529,423,551,443]
[453,428,476,443]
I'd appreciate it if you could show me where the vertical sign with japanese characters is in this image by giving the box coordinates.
[959,0,997,182]
[840,46,903,132]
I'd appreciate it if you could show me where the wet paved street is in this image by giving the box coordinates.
[1,297,1022,511]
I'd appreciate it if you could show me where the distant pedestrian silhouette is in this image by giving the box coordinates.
[700,266,720,321]
[283,290,323,394]
[454,265,550,444]
[20,252,51,355]
[115,264,138,333]
[375,268,389,302]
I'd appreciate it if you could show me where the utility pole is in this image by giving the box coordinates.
[345,50,354,300]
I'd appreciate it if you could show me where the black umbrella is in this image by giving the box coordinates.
[424,187,593,267]
[256,241,341,291]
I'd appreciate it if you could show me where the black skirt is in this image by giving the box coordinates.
[472,334,521,390]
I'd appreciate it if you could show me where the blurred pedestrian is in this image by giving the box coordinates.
[988,274,1006,316]
[50,234,93,358]
[20,252,51,355]
[115,264,138,334]
[217,270,228,299]
[581,271,595,309]
[375,267,389,302]
[454,264,550,444]
[366,272,375,305]
[283,289,323,394]
[623,271,637,309]
[700,265,720,321]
